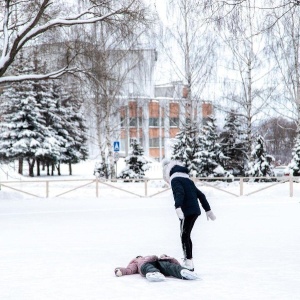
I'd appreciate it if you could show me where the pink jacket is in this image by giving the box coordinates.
[115,255,180,277]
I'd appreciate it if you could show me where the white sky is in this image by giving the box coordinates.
[153,0,167,20]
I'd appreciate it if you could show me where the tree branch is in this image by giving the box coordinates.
[0,67,80,84]
[0,0,142,82]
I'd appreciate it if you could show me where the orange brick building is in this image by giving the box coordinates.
[119,92,213,160]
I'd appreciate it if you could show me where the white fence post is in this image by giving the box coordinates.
[144,178,148,197]
[46,181,49,198]
[289,175,293,197]
[240,178,243,196]
[96,178,99,198]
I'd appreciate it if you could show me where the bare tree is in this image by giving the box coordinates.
[258,117,297,164]
[206,0,300,24]
[158,0,217,124]
[68,4,154,178]
[83,47,142,178]
[0,0,148,84]
[214,0,275,158]
[265,4,300,130]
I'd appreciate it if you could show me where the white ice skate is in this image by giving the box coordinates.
[180,269,200,280]
[146,272,165,282]
[181,258,194,271]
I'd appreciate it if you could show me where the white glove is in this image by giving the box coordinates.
[206,210,216,221]
[176,207,184,219]
[115,268,122,277]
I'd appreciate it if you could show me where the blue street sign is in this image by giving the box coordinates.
[113,141,120,152]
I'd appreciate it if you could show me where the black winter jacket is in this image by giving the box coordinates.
[170,165,211,216]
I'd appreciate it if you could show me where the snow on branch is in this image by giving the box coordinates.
[0,0,142,82]
[0,67,79,84]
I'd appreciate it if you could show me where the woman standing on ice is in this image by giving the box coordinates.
[162,159,216,271]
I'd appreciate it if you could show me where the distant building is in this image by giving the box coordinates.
[119,81,213,160]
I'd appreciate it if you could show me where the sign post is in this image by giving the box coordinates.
[113,141,120,152]
[113,141,120,177]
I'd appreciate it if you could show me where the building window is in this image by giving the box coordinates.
[149,138,164,148]
[129,117,137,127]
[120,116,125,128]
[149,118,164,127]
[120,117,142,127]
[170,117,179,127]
[149,118,159,126]
[129,117,142,127]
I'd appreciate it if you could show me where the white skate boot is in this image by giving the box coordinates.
[180,269,200,280]
[181,258,194,271]
[146,272,165,282]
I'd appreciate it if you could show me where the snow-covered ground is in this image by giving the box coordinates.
[1,160,300,300]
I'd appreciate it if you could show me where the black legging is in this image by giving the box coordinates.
[180,214,199,259]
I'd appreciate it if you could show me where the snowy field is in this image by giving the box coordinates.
[1,160,300,300]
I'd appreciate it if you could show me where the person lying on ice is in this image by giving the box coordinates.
[114,254,199,282]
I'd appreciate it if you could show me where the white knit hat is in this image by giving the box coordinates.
[162,159,183,183]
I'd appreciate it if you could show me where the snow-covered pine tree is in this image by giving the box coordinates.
[59,85,88,175]
[34,77,64,176]
[32,50,88,176]
[171,120,199,172]
[35,78,88,176]
[194,115,227,177]
[289,134,300,176]
[0,55,51,176]
[118,139,151,180]
[247,135,275,179]
[219,110,248,176]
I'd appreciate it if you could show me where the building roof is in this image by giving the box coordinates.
[154,81,184,98]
